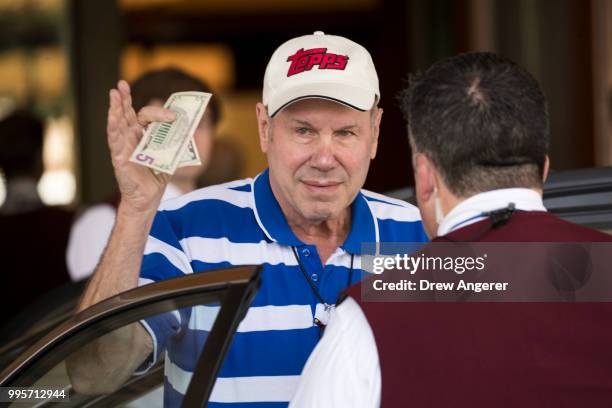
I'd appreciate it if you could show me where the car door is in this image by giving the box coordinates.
[386,166,612,232]
[0,265,261,408]
[542,166,612,232]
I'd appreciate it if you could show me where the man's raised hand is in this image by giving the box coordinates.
[106,80,176,216]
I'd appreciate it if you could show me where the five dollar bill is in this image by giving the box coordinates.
[130,91,212,175]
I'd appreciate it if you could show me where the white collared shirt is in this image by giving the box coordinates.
[437,188,546,236]
[65,183,183,282]
[289,188,547,408]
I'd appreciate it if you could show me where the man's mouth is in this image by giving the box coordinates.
[301,180,342,193]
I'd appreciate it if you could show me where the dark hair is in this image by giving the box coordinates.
[130,67,221,126]
[399,52,549,196]
[0,110,44,179]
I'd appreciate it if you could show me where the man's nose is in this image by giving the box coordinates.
[309,135,337,171]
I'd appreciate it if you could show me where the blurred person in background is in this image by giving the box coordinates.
[0,110,47,215]
[66,67,220,282]
[198,137,245,188]
[0,110,74,332]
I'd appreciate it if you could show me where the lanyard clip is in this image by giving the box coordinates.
[482,202,516,229]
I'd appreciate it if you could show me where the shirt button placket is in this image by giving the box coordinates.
[300,246,321,284]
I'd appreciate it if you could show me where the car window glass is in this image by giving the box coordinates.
[6,303,221,407]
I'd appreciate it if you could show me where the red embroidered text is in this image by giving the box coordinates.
[286,48,349,77]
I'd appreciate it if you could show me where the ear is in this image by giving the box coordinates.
[414,153,436,204]
[542,155,550,182]
[369,107,383,160]
[256,102,271,153]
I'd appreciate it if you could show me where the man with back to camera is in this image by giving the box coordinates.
[66,32,428,407]
[0,110,73,331]
[290,52,612,407]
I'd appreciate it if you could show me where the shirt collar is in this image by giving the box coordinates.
[342,193,377,254]
[437,188,547,237]
[251,168,377,253]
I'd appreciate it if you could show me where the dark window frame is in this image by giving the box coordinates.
[0,265,261,407]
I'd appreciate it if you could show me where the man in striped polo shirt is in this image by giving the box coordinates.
[68,32,427,407]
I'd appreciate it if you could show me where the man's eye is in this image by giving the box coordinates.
[337,130,355,137]
[296,127,310,135]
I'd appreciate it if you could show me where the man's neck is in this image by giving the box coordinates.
[1,177,43,215]
[287,209,351,244]
[287,210,351,265]
[269,179,352,263]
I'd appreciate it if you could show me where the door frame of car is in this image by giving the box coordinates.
[0,265,261,407]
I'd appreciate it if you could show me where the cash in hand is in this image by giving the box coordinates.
[130,91,212,175]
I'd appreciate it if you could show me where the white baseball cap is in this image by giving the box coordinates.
[263,31,380,117]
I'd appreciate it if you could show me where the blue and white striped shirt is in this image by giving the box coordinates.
[138,169,427,407]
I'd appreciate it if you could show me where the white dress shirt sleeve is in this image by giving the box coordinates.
[65,204,116,282]
[65,183,183,283]
[289,296,381,408]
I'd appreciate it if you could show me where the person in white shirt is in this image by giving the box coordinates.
[290,52,562,407]
[66,68,220,282]
[289,192,548,408]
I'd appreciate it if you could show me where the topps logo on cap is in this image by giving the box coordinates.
[263,31,380,117]
[286,48,349,77]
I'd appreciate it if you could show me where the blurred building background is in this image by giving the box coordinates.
[0,0,610,206]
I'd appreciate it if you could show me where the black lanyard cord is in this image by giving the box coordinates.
[435,203,516,243]
[291,246,355,308]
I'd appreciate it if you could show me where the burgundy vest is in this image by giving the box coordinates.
[348,211,612,407]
